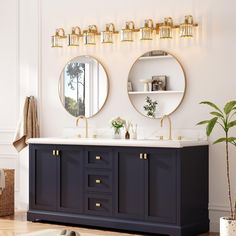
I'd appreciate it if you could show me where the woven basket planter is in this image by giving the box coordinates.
[0,169,14,216]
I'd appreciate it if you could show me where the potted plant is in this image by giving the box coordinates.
[143,96,158,118]
[111,117,126,139]
[197,101,236,235]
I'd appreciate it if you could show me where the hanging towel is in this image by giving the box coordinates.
[0,169,5,195]
[13,96,40,152]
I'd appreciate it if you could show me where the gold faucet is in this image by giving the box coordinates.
[76,115,88,138]
[160,115,172,140]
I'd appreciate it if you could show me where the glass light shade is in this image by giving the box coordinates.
[101,31,113,43]
[68,34,80,46]
[179,23,193,38]
[140,27,153,40]
[120,29,133,42]
[83,32,96,45]
[159,26,172,39]
[51,35,63,48]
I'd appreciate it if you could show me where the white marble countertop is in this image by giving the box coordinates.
[27,137,208,148]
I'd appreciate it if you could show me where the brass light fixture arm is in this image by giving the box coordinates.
[88,25,100,35]
[72,26,82,36]
[145,19,154,30]
[106,23,119,34]
[126,21,140,32]
[56,28,67,38]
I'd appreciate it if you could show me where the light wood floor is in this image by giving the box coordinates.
[0,212,219,236]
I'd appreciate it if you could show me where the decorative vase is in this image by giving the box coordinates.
[220,217,236,236]
[113,128,121,139]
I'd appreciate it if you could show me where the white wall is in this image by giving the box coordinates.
[1,0,236,232]
[40,0,236,231]
[0,0,20,208]
[0,0,40,210]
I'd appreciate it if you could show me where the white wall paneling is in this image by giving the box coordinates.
[0,0,20,208]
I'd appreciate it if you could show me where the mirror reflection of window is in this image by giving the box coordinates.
[59,56,108,118]
[64,62,85,117]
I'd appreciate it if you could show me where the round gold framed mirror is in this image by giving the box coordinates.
[59,55,109,118]
[127,50,186,119]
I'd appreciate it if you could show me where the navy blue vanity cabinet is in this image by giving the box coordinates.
[114,147,146,219]
[145,148,177,224]
[84,147,113,216]
[29,144,58,211]
[57,145,84,213]
[29,144,84,214]
[28,144,209,236]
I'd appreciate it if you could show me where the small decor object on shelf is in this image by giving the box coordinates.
[197,101,236,235]
[111,117,126,139]
[140,79,152,91]
[150,50,168,56]
[152,75,167,91]
[143,96,158,118]
[127,81,133,92]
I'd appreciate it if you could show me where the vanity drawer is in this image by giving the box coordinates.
[85,194,112,216]
[85,170,112,193]
[85,148,112,169]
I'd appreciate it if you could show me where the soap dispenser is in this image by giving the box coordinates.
[130,124,137,139]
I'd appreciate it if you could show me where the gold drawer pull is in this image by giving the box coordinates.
[144,153,148,160]
[139,153,143,159]
[95,156,101,160]
[52,150,56,156]
[56,150,60,156]
[95,179,101,184]
[95,203,101,207]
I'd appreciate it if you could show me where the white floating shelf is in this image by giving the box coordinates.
[138,55,173,61]
[128,91,184,95]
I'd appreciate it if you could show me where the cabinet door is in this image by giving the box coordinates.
[114,148,145,219]
[29,144,57,211]
[145,148,177,223]
[57,145,83,213]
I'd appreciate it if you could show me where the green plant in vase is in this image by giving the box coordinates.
[143,96,158,118]
[111,117,125,139]
[197,101,236,235]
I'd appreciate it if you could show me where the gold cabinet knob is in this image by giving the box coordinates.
[95,156,101,160]
[56,150,60,156]
[95,179,101,184]
[95,203,101,207]
[139,153,143,159]
[144,153,148,160]
[52,150,56,156]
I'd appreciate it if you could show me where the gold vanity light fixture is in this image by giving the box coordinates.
[68,26,82,47]
[159,17,174,39]
[51,15,199,48]
[120,21,139,42]
[51,28,67,48]
[140,19,154,40]
[179,15,198,38]
[101,23,119,43]
[83,25,100,45]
